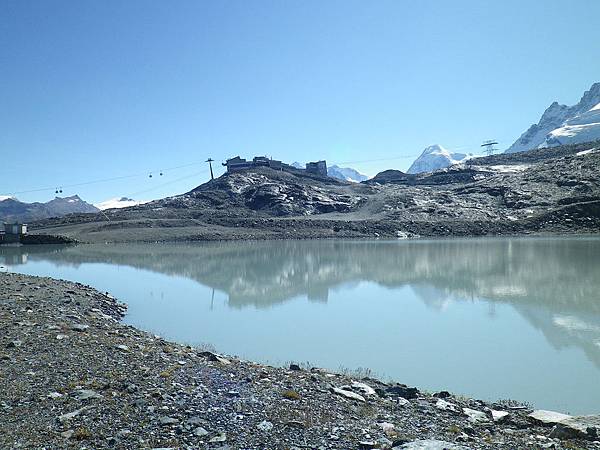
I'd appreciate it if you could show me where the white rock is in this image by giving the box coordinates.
[378,421,395,432]
[58,406,92,424]
[193,426,209,437]
[209,432,227,443]
[257,420,273,431]
[351,381,376,396]
[397,439,471,449]
[73,389,103,401]
[491,410,509,423]
[435,399,458,412]
[397,397,411,407]
[528,410,572,426]
[332,387,366,402]
[463,407,489,423]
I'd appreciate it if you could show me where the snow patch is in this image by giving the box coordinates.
[486,164,529,173]
[576,148,597,156]
[95,197,147,210]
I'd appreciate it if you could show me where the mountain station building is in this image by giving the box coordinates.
[223,156,328,177]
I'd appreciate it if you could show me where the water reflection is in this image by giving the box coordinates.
[3,238,600,361]
[2,238,600,412]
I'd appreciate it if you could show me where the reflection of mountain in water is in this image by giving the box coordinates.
[2,238,600,365]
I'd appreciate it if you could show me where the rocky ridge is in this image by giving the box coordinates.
[24,140,600,243]
[2,272,600,449]
[0,195,99,224]
[507,82,600,153]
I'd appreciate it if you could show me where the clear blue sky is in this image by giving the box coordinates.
[2,0,599,203]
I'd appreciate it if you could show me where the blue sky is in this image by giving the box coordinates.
[1,0,599,204]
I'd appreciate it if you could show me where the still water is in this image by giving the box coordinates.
[2,238,600,414]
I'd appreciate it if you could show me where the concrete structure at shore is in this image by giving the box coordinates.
[0,223,28,245]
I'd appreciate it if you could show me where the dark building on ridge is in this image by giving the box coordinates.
[222,155,328,178]
[305,160,328,177]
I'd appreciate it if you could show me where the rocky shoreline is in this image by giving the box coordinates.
[2,272,600,449]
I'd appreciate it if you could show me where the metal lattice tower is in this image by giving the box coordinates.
[481,140,499,156]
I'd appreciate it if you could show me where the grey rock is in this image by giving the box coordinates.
[158,416,179,426]
[60,429,74,439]
[396,440,471,449]
[397,397,411,407]
[193,426,209,437]
[350,381,376,396]
[73,389,103,401]
[527,409,572,426]
[257,420,273,432]
[199,351,231,365]
[462,407,489,423]
[71,324,89,332]
[209,432,227,443]
[57,406,92,424]
[548,415,600,440]
[377,384,419,399]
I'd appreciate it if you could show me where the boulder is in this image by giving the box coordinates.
[376,384,419,399]
[332,387,366,402]
[491,410,509,423]
[435,399,458,412]
[549,416,600,440]
[528,410,572,426]
[462,408,489,423]
[350,381,376,396]
[395,439,471,449]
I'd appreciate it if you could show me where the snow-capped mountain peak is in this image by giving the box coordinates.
[327,165,369,183]
[407,144,472,174]
[507,82,600,153]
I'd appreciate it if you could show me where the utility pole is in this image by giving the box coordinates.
[481,140,499,156]
[206,158,215,180]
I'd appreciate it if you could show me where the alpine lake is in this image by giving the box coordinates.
[2,237,599,415]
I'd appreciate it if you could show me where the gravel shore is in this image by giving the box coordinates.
[1,272,599,449]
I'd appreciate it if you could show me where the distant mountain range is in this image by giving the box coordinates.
[407,144,472,174]
[507,82,600,153]
[291,161,369,182]
[327,165,369,182]
[0,195,99,223]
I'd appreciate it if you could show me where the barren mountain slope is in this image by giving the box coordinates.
[29,141,600,243]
